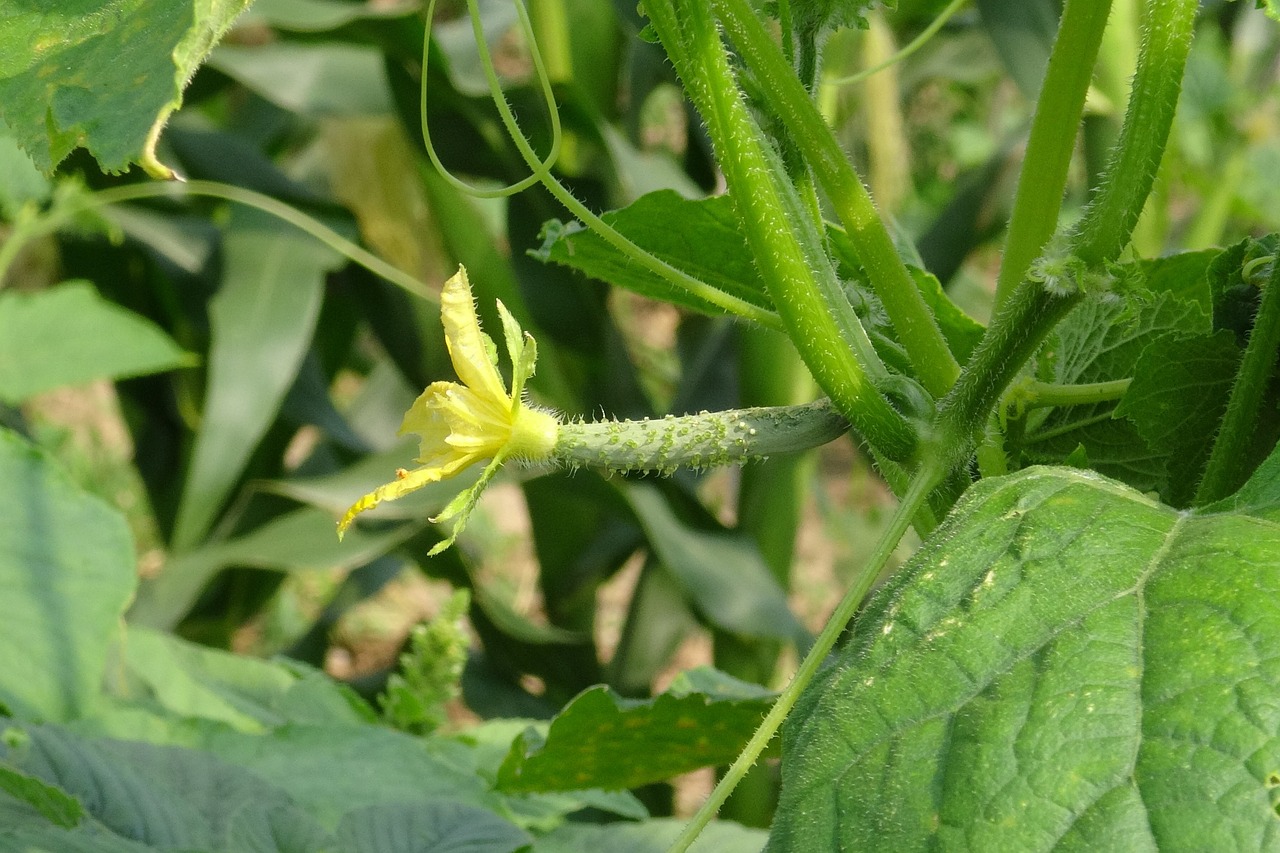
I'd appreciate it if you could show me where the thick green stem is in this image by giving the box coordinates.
[669,2,1199,846]
[669,463,944,853]
[993,0,1114,309]
[712,0,960,398]
[1195,255,1280,505]
[1071,0,1197,266]
[932,0,1198,469]
[933,282,1084,469]
[645,0,918,461]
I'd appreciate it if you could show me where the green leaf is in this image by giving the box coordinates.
[335,801,531,853]
[0,119,49,217]
[1142,248,1219,313]
[0,0,251,176]
[532,191,773,318]
[1206,235,1279,344]
[770,466,1280,851]
[448,719,649,829]
[496,668,776,793]
[172,208,343,550]
[131,506,424,629]
[115,626,374,732]
[0,762,84,828]
[620,482,806,643]
[533,818,767,853]
[0,281,192,405]
[0,430,136,722]
[1114,330,1241,504]
[0,721,332,852]
[1203,440,1280,522]
[1021,292,1210,491]
[193,724,495,830]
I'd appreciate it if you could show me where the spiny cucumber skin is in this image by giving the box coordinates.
[551,399,848,475]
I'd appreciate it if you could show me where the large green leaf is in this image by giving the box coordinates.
[193,724,495,830]
[0,721,332,852]
[113,626,373,732]
[770,466,1280,851]
[0,0,251,176]
[335,801,530,853]
[172,209,342,549]
[0,430,136,722]
[534,818,767,853]
[1113,330,1242,505]
[0,281,192,405]
[1022,291,1211,491]
[497,667,776,793]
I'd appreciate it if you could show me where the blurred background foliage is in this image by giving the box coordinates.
[2,0,1279,830]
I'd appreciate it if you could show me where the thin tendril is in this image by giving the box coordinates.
[421,0,562,198]
[667,463,944,853]
[422,0,786,329]
[0,180,435,302]
[825,0,969,87]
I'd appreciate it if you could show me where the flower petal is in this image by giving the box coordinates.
[336,465,445,538]
[440,267,508,405]
[399,382,456,447]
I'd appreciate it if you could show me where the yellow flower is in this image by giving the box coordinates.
[338,266,558,550]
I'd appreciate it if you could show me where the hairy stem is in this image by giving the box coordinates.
[993,0,1114,309]
[645,0,918,461]
[712,0,960,398]
[1195,254,1280,505]
[932,0,1198,470]
[668,463,944,853]
[1071,0,1198,266]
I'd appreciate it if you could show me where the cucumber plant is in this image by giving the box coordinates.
[1,0,1279,851]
